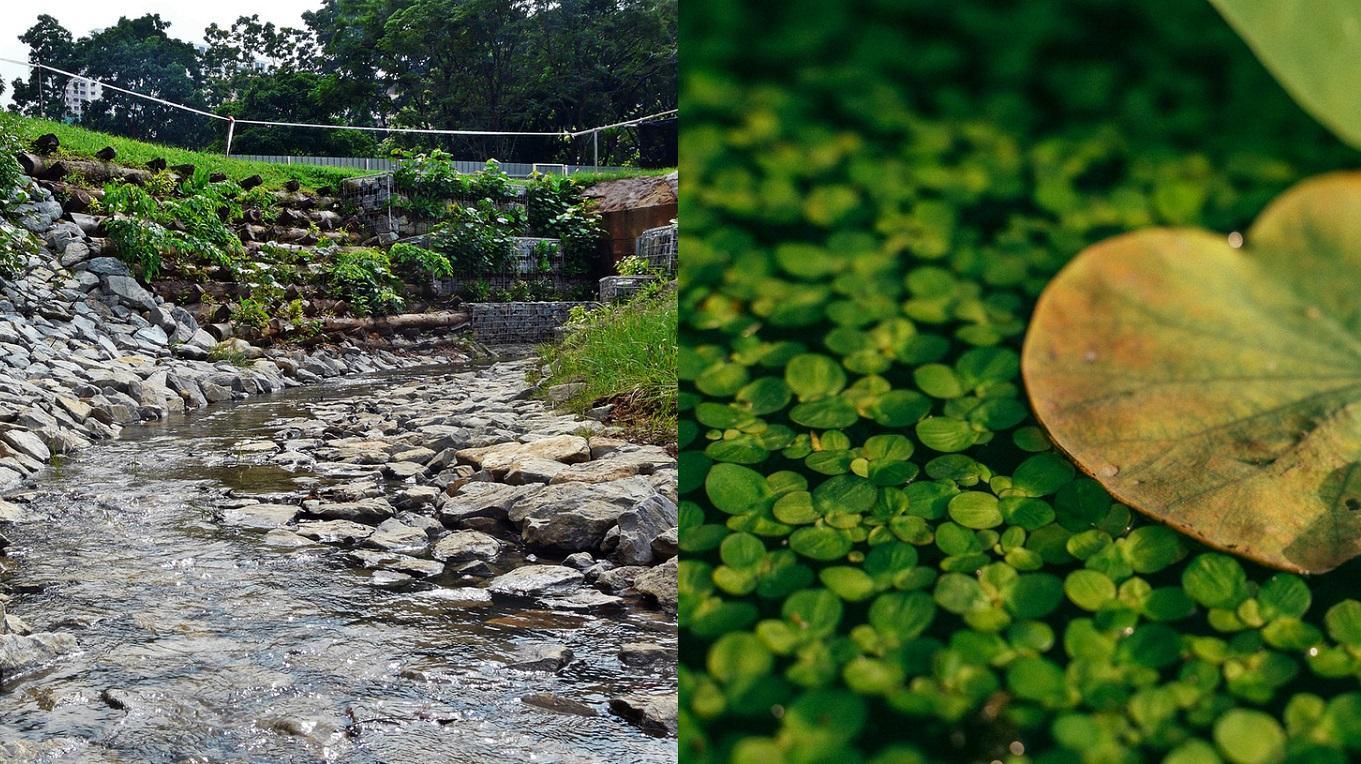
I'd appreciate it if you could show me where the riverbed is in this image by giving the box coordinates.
[0,365,677,763]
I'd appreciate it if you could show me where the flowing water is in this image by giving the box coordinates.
[0,366,677,763]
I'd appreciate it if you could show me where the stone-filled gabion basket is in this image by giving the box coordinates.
[635,222,677,275]
[468,301,598,344]
[598,275,656,303]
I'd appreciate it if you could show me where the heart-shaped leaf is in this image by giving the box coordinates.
[1023,173,1361,573]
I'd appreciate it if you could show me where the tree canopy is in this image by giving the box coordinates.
[8,1,677,164]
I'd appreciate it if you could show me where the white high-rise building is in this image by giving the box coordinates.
[63,77,103,120]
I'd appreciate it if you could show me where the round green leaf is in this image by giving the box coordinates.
[915,417,977,452]
[1213,709,1286,764]
[786,353,846,401]
[1123,525,1185,574]
[868,591,936,640]
[1064,569,1116,612]
[1325,599,1361,646]
[789,526,853,561]
[947,491,1003,530]
[706,463,772,515]
[1183,553,1250,610]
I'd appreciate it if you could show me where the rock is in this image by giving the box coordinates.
[503,456,569,484]
[383,461,426,479]
[632,556,678,612]
[594,565,646,593]
[518,434,591,464]
[393,485,440,510]
[486,565,584,598]
[309,498,392,523]
[367,569,415,589]
[220,503,298,529]
[0,631,78,672]
[651,527,679,560]
[619,642,671,668]
[0,499,27,523]
[0,429,50,462]
[262,529,316,548]
[563,552,595,570]
[295,519,374,544]
[541,590,625,610]
[545,382,586,404]
[430,530,501,562]
[411,587,493,603]
[614,495,679,566]
[438,482,536,526]
[520,693,598,717]
[609,693,678,736]
[550,456,655,484]
[510,643,573,672]
[362,518,429,555]
[101,275,157,312]
[101,688,136,710]
[507,477,656,554]
[348,549,444,577]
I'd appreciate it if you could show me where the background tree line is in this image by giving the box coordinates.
[7,0,677,166]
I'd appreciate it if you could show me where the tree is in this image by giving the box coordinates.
[202,15,318,104]
[9,15,79,120]
[77,16,213,147]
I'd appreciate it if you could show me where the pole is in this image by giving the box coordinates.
[225,117,236,157]
[593,130,599,169]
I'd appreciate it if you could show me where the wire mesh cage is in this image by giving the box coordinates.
[635,222,677,274]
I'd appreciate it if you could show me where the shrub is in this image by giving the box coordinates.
[426,201,520,275]
[328,248,403,316]
[390,241,453,280]
[526,173,604,276]
[101,180,246,279]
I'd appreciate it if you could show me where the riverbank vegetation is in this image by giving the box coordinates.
[539,285,678,442]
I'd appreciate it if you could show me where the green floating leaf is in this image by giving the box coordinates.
[786,353,846,401]
[1183,553,1249,610]
[1023,174,1361,572]
[1325,599,1361,646]
[1208,0,1361,148]
[915,417,977,453]
[1213,708,1286,764]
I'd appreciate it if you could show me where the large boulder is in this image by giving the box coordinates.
[506,477,655,554]
[632,556,677,612]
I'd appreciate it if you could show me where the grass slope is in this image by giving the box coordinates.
[539,289,677,441]
[12,116,366,192]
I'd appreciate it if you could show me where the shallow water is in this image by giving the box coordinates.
[0,366,677,763]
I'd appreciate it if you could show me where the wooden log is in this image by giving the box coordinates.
[284,179,301,192]
[21,155,152,185]
[240,175,264,191]
[147,157,167,173]
[95,146,117,161]
[318,311,470,334]
[209,172,228,183]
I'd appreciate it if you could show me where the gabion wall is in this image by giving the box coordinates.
[635,222,678,274]
[598,275,657,302]
[468,301,597,344]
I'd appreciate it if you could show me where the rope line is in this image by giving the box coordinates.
[0,57,675,138]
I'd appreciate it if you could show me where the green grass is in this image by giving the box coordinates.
[11,115,367,192]
[539,288,677,440]
[569,166,675,184]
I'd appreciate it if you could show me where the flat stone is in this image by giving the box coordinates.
[510,643,573,672]
[295,519,374,544]
[520,693,598,718]
[383,461,426,479]
[362,518,429,555]
[220,503,298,530]
[430,530,501,562]
[348,549,444,577]
[619,642,672,668]
[503,456,569,485]
[0,632,78,672]
[262,529,316,548]
[615,495,678,566]
[1,429,50,462]
[486,565,584,598]
[550,457,655,484]
[309,498,393,523]
[507,477,656,554]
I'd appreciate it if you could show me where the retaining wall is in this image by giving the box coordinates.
[468,301,596,344]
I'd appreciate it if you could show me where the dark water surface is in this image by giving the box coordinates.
[0,366,676,763]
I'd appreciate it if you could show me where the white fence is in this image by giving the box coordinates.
[230,154,628,177]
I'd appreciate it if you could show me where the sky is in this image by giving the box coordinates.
[0,0,324,106]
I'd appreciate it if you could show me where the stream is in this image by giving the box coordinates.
[0,365,677,763]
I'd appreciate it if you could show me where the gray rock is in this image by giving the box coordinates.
[486,565,584,598]
[362,518,429,555]
[609,693,678,737]
[619,642,671,668]
[507,477,656,554]
[309,498,393,524]
[101,275,157,312]
[632,556,678,612]
[1,429,51,462]
[430,530,501,562]
[511,643,573,672]
[0,631,78,672]
[295,519,375,544]
[614,494,679,566]
[220,503,298,530]
[520,693,598,718]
